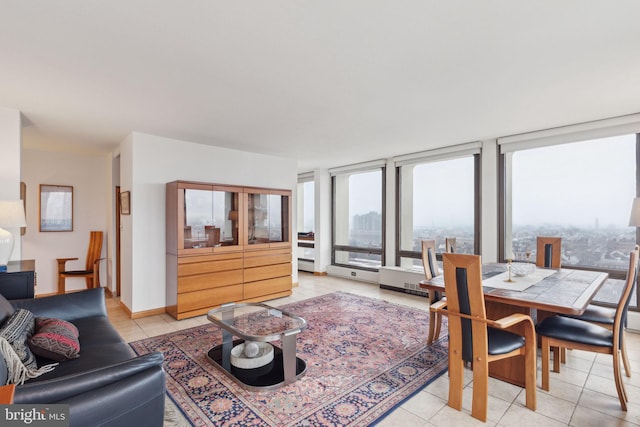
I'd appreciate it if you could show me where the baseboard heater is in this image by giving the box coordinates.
[378,266,428,297]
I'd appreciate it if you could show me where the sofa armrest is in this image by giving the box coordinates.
[10,288,107,321]
[14,352,164,404]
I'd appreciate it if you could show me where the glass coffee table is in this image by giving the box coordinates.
[206,302,307,391]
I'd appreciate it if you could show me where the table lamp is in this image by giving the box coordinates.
[0,200,27,272]
[629,198,640,227]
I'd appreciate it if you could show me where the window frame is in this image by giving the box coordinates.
[499,133,640,310]
[296,177,315,262]
[395,153,482,266]
[331,165,386,271]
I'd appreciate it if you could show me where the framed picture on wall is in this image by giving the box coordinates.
[40,184,73,232]
[120,191,131,215]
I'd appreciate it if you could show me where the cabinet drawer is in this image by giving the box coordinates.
[178,252,242,264]
[178,258,243,276]
[244,253,291,268]
[243,276,292,299]
[244,262,291,283]
[177,284,244,313]
[178,269,243,293]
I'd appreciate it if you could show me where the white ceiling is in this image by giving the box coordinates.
[2,1,640,171]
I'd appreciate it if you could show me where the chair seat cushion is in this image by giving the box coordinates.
[562,304,615,325]
[61,270,92,276]
[536,316,613,347]
[487,327,525,355]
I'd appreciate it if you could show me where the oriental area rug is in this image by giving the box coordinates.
[130,292,449,426]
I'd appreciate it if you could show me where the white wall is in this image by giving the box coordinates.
[314,168,332,273]
[119,135,134,307]
[107,152,120,294]
[0,107,23,259]
[21,148,110,295]
[481,139,499,262]
[119,132,298,314]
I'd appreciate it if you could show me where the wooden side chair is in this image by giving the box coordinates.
[421,240,440,280]
[57,231,104,294]
[536,236,561,268]
[432,253,536,421]
[562,286,633,377]
[445,237,456,254]
[536,245,639,411]
[422,240,443,344]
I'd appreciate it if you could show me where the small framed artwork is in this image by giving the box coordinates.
[120,191,131,215]
[40,184,73,232]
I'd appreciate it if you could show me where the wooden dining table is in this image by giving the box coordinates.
[419,263,609,387]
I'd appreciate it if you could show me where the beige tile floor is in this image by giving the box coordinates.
[107,272,640,426]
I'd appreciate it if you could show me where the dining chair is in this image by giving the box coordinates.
[536,245,639,411]
[422,240,443,343]
[421,240,440,280]
[561,292,632,377]
[431,253,537,421]
[536,236,561,268]
[57,231,104,294]
[445,237,456,254]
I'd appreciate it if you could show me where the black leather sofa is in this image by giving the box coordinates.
[1,288,166,427]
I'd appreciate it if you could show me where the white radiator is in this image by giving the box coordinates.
[378,266,428,296]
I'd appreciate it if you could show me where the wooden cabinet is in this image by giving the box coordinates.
[0,260,35,300]
[166,181,292,319]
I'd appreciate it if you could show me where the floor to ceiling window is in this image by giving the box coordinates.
[297,176,315,261]
[501,130,639,309]
[396,151,480,269]
[332,164,385,270]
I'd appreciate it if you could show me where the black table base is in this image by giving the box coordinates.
[207,339,306,390]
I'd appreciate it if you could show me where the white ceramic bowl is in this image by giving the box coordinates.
[230,342,274,369]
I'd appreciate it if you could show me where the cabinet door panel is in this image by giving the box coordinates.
[0,273,34,299]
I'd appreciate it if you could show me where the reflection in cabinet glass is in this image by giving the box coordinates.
[183,188,240,249]
[247,192,289,245]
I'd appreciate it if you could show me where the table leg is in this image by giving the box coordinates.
[220,308,235,372]
[282,331,298,384]
[221,330,233,371]
[427,291,437,344]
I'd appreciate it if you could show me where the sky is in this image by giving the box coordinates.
[512,134,635,228]
[411,156,474,228]
[303,133,636,232]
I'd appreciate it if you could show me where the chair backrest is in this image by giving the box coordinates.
[421,240,440,280]
[445,238,456,254]
[615,245,639,346]
[85,231,104,270]
[442,253,487,363]
[536,236,561,268]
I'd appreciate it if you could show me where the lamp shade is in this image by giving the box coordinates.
[0,200,26,269]
[629,198,640,227]
[0,200,27,228]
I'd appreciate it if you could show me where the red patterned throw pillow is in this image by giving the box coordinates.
[28,318,80,362]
